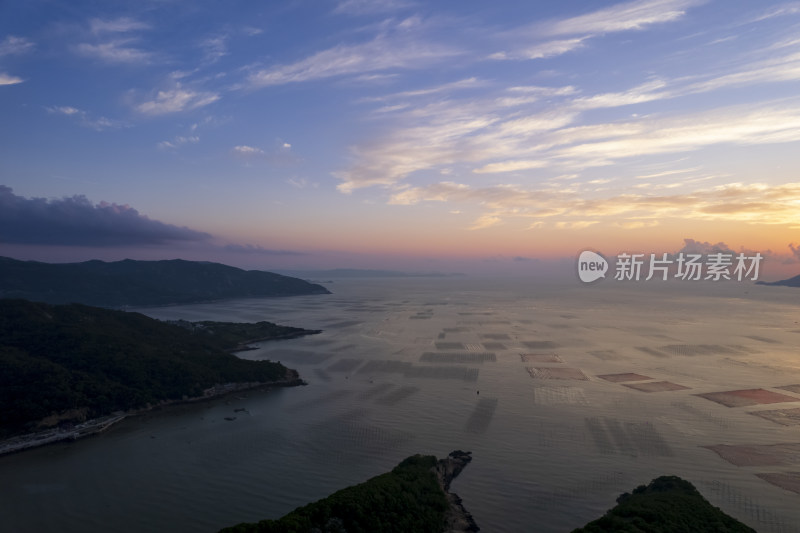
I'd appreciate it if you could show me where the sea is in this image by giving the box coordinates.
[2,276,800,532]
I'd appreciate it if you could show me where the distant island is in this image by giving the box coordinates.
[273,268,465,279]
[0,256,330,307]
[220,450,478,533]
[0,299,318,448]
[756,273,800,288]
[572,475,755,532]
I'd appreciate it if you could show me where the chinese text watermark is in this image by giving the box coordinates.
[578,251,762,283]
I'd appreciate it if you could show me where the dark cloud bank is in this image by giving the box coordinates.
[0,186,210,246]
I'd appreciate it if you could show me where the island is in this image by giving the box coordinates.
[0,299,318,453]
[572,475,756,532]
[219,450,479,533]
[0,256,330,307]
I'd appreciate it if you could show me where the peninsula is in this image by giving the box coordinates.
[219,450,478,533]
[0,299,316,451]
[0,256,330,307]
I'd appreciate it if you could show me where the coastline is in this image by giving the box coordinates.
[0,369,305,457]
[435,450,481,532]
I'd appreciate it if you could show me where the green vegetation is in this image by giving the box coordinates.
[0,256,330,307]
[572,475,756,533]
[168,319,321,350]
[0,299,310,438]
[220,454,449,533]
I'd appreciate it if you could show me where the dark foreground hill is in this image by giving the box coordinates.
[0,256,330,307]
[0,299,314,439]
[220,451,478,533]
[220,466,756,533]
[572,475,755,532]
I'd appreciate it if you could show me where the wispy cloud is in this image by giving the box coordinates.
[492,0,705,62]
[232,145,264,155]
[158,136,200,150]
[75,39,152,65]
[136,86,220,115]
[363,77,486,102]
[89,17,150,34]
[0,35,35,84]
[473,160,549,174]
[224,243,304,255]
[246,33,459,87]
[46,105,121,130]
[335,28,800,193]
[750,2,800,23]
[491,38,586,61]
[75,17,153,65]
[0,73,23,85]
[333,0,416,16]
[201,35,228,63]
[387,180,800,230]
[0,35,35,56]
[544,0,704,36]
[553,100,800,165]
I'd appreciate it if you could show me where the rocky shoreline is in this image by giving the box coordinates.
[434,450,481,532]
[0,369,305,457]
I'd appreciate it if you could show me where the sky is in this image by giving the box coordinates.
[2,0,800,277]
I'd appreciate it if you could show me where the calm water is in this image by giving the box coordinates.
[2,277,800,532]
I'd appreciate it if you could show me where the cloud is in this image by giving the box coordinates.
[201,36,228,63]
[384,180,800,230]
[363,77,486,102]
[750,3,800,23]
[136,86,220,115]
[75,18,154,64]
[544,0,704,36]
[338,77,800,193]
[158,136,200,150]
[493,0,704,62]
[0,73,23,86]
[0,37,34,85]
[469,214,502,230]
[0,186,210,246]
[492,38,586,61]
[789,242,800,260]
[75,40,152,64]
[246,33,459,87]
[46,105,121,131]
[286,177,308,188]
[334,0,416,15]
[89,17,150,34]
[554,101,800,164]
[232,145,264,155]
[224,244,305,255]
[473,159,549,174]
[677,238,733,255]
[0,35,35,56]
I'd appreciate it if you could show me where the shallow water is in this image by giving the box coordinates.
[2,277,800,532]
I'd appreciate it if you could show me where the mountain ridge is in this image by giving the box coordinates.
[0,256,330,307]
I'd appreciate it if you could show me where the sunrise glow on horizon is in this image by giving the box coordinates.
[3,0,800,277]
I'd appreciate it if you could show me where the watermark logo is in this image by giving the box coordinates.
[577,250,763,283]
[577,250,608,283]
